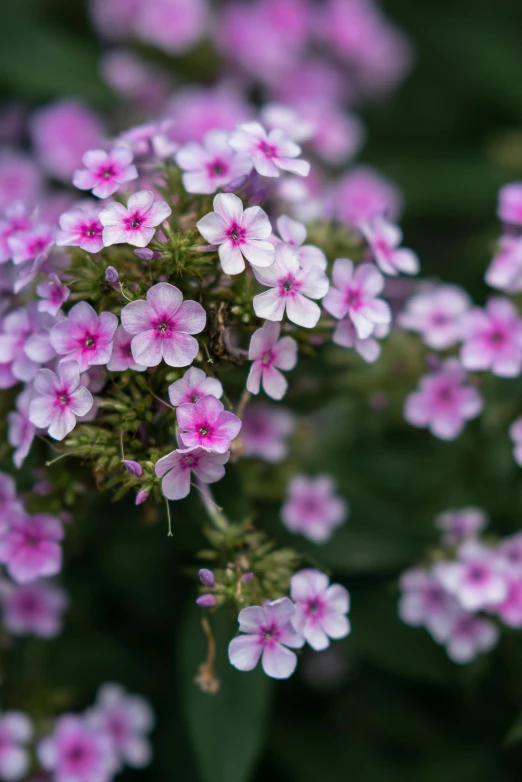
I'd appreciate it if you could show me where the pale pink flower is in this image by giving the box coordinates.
[0,511,64,584]
[460,297,522,377]
[99,190,171,248]
[440,611,499,664]
[435,507,487,548]
[398,284,471,349]
[155,447,229,500]
[246,321,297,400]
[0,304,56,384]
[0,472,24,523]
[260,103,315,145]
[36,273,70,317]
[0,203,33,263]
[228,597,304,679]
[494,577,522,628]
[335,166,401,228]
[404,358,483,440]
[331,318,389,362]
[56,206,104,254]
[38,715,116,782]
[323,259,391,339]
[0,152,42,212]
[398,568,458,635]
[509,417,522,467]
[135,0,208,54]
[291,569,350,651]
[7,388,36,469]
[121,282,206,368]
[86,684,154,770]
[176,129,252,194]
[253,243,329,328]
[496,532,522,576]
[275,215,326,270]
[106,325,146,372]
[167,367,223,407]
[228,122,310,178]
[164,84,252,145]
[117,120,177,160]
[30,361,94,441]
[73,147,138,199]
[281,474,348,543]
[8,223,54,265]
[434,540,508,612]
[196,193,274,275]
[177,396,241,454]
[1,579,68,638]
[0,711,33,781]
[50,302,118,373]
[498,182,522,226]
[360,216,419,276]
[241,404,295,463]
[485,235,522,293]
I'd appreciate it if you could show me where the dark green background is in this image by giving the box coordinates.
[2,1,522,780]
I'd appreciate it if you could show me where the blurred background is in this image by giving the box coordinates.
[3,1,522,780]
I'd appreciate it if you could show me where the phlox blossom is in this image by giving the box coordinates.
[175,129,252,194]
[241,404,295,463]
[36,273,70,317]
[228,122,310,178]
[29,361,94,441]
[247,321,297,400]
[434,540,508,612]
[155,447,229,500]
[323,259,391,339]
[99,190,171,248]
[435,507,487,547]
[73,147,138,199]
[498,182,522,226]
[485,235,522,293]
[281,475,348,543]
[360,216,419,276]
[0,511,64,584]
[7,388,36,469]
[106,326,147,372]
[275,215,326,270]
[167,366,223,407]
[1,579,68,638]
[0,711,33,781]
[291,569,351,651]
[50,302,118,373]
[460,297,522,377]
[56,206,104,254]
[177,395,241,454]
[38,715,117,782]
[398,284,471,349]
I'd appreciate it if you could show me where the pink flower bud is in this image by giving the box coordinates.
[241,572,254,583]
[123,460,143,477]
[135,490,149,505]
[198,568,215,587]
[196,594,217,608]
[105,266,119,287]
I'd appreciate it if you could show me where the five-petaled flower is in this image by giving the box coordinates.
[73,147,138,199]
[99,190,171,248]
[177,395,242,454]
[56,205,104,254]
[460,297,522,377]
[228,122,310,177]
[360,216,419,276]
[29,360,94,441]
[0,511,64,584]
[50,301,118,373]
[246,320,297,400]
[291,569,351,651]
[155,447,230,500]
[322,259,391,339]
[167,366,223,407]
[175,129,252,194]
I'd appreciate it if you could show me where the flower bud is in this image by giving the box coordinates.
[105,266,119,287]
[135,489,149,505]
[134,248,161,261]
[123,460,143,477]
[241,572,254,583]
[196,594,217,608]
[198,568,215,587]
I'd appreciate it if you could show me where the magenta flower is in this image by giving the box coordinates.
[196,193,274,275]
[1,579,68,638]
[434,540,508,612]
[86,684,154,770]
[175,129,252,194]
[228,597,304,679]
[275,215,326,270]
[253,243,329,328]
[8,223,54,265]
[7,388,36,469]
[29,361,94,441]
[398,568,458,635]
[0,711,33,781]
[177,395,241,454]
[0,202,33,263]
[331,317,389,363]
[56,206,104,254]
[360,216,419,276]
[290,569,351,651]
[247,321,297,400]
[0,511,64,584]
[99,190,172,248]
[398,284,470,349]
[73,147,138,199]
[155,447,229,500]
[335,166,402,228]
[509,417,522,467]
[106,325,146,372]
[497,532,522,575]
[323,259,391,339]
[36,273,70,317]
[494,577,522,628]
[241,403,295,463]
[498,182,522,226]
[228,122,310,178]
[120,282,206,368]
[439,611,499,664]
[435,507,487,548]
[485,235,522,293]
[50,302,118,373]
[281,475,348,543]
[404,358,483,440]
[167,366,223,407]
[38,715,117,782]
[460,297,522,377]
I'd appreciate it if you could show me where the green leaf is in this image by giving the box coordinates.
[178,605,273,782]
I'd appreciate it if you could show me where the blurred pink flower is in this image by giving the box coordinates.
[291,569,350,650]
[247,321,297,400]
[460,297,522,377]
[281,474,348,543]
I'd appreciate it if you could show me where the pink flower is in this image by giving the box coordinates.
[73,147,137,199]
[398,284,471,349]
[0,711,33,781]
[36,273,70,317]
[281,475,348,543]
[167,367,223,406]
[460,297,522,377]
[485,235,522,293]
[253,243,329,328]
[228,597,304,679]
[50,302,118,373]
[99,190,171,248]
[494,577,522,628]
[228,121,310,178]
[38,715,116,782]
[175,129,252,194]
[275,215,326,270]
[0,304,55,384]
[29,361,94,441]
[439,611,499,664]
[0,202,33,263]
[404,358,483,440]
[497,532,522,575]
[106,326,146,372]
[8,223,54,265]
[246,321,297,400]
[323,259,391,339]
[7,388,36,469]
[0,511,64,584]
[241,403,295,463]
[398,568,458,635]
[335,166,402,228]
[498,182,522,226]
[330,318,389,362]
[1,579,68,638]
[86,684,154,770]
[291,569,350,651]
[135,0,208,54]
[360,216,419,276]
[56,206,104,254]
[509,417,522,467]
[121,282,206,368]
[164,84,251,145]
[177,396,241,454]
[196,193,274,275]
[0,152,42,212]
[155,447,229,500]
[434,540,508,612]
[0,472,24,524]
[435,507,487,548]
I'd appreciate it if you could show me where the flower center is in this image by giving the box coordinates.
[191,393,200,403]
[228,223,245,244]
[184,455,195,466]
[102,166,115,179]
[437,385,454,402]
[84,337,95,348]
[58,394,69,405]
[264,631,273,640]
[67,744,86,763]
[282,278,294,292]
[489,329,505,345]
[345,289,361,308]
[208,159,228,176]
[258,140,277,158]
[307,600,320,615]
[157,322,168,333]
[262,351,273,366]
[199,427,209,436]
